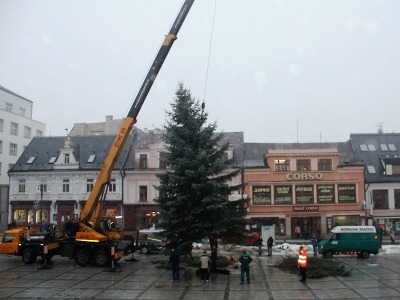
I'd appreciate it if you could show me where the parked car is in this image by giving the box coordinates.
[137,229,165,254]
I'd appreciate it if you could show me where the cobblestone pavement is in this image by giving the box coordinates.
[0,250,400,299]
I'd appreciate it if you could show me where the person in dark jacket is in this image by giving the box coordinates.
[257,236,263,256]
[267,236,274,256]
[168,249,180,280]
[239,249,253,284]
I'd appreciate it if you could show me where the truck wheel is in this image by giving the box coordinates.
[75,248,91,266]
[141,246,149,254]
[22,248,37,264]
[361,251,370,259]
[94,250,109,267]
[324,251,333,259]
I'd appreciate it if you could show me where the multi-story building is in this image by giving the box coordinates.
[122,131,244,233]
[8,129,244,234]
[0,85,46,231]
[8,134,133,230]
[349,133,400,233]
[243,142,365,239]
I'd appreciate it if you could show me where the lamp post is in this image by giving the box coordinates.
[38,184,51,232]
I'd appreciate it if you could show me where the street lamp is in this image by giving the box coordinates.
[38,184,51,232]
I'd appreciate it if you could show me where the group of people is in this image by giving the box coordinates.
[256,236,274,256]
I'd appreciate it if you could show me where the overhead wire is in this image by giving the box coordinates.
[202,0,218,112]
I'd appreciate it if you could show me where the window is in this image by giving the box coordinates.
[63,179,70,193]
[87,179,94,192]
[296,159,311,171]
[64,154,70,164]
[380,144,389,151]
[19,107,26,117]
[0,140,2,153]
[252,186,272,205]
[24,126,31,138]
[295,185,314,204]
[88,154,96,163]
[139,154,148,169]
[395,189,400,209]
[10,122,18,135]
[367,166,376,174]
[27,156,35,164]
[9,143,17,156]
[338,184,356,203]
[388,144,397,151]
[317,184,335,203]
[49,156,57,163]
[360,144,368,151]
[36,130,43,136]
[274,185,292,204]
[318,159,332,171]
[139,186,148,202]
[159,152,168,169]
[393,165,400,175]
[367,144,376,151]
[373,190,388,209]
[5,102,12,112]
[18,179,26,193]
[108,178,116,192]
[274,159,290,172]
[0,119,3,131]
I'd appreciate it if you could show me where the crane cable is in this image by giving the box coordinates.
[202,0,218,112]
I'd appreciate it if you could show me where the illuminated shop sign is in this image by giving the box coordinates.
[293,205,319,212]
[317,184,335,203]
[252,186,271,205]
[286,173,323,181]
[274,185,292,204]
[295,185,314,204]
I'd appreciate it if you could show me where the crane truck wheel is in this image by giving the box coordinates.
[64,219,79,237]
[75,248,91,266]
[22,247,37,264]
[94,249,109,267]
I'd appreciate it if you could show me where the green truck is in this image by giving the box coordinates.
[318,226,382,259]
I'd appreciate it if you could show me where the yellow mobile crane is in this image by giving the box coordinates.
[0,0,195,267]
[65,0,195,267]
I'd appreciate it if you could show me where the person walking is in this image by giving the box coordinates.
[298,245,308,282]
[199,250,211,282]
[390,227,395,244]
[239,248,253,284]
[267,236,274,256]
[168,248,180,280]
[257,236,263,256]
[311,237,318,256]
[295,225,301,238]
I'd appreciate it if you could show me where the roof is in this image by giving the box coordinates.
[9,134,134,173]
[0,85,33,103]
[349,133,400,183]
[244,142,357,168]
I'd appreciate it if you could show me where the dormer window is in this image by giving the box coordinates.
[88,154,96,163]
[27,156,35,164]
[64,154,70,164]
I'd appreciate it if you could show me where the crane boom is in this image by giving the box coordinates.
[77,0,195,242]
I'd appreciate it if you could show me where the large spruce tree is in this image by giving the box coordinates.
[157,83,247,252]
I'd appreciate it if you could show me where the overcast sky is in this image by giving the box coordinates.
[1,0,399,143]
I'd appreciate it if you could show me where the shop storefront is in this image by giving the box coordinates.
[244,146,365,239]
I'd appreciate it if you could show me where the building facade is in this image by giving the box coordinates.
[8,129,244,235]
[8,135,131,230]
[349,133,400,234]
[0,85,46,231]
[244,142,365,239]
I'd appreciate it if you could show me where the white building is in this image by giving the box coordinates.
[0,85,46,231]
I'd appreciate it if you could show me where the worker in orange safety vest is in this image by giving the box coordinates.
[298,245,307,282]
